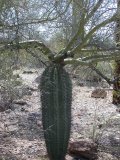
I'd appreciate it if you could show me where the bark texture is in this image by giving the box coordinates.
[113,0,120,105]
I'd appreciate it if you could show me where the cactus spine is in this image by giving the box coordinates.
[40,64,72,160]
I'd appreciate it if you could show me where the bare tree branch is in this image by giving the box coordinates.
[0,0,72,29]
[89,64,120,84]
[26,48,48,67]
[0,40,54,58]
[85,0,104,23]
[81,51,120,61]
[0,40,120,63]
[72,14,116,53]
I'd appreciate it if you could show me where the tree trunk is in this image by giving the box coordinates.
[72,0,84,44]
[113,61,120,105]
[113,0,120,106]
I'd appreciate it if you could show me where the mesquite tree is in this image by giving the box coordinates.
[0,0,120,102]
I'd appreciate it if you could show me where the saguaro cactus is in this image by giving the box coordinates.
[40,64,72,160]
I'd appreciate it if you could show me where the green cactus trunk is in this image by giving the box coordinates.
[40,64,72,160]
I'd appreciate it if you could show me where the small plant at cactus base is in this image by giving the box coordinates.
[0,66,23,105]
[40,63,72,160]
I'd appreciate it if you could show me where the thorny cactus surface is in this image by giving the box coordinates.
[40,64,72,160]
